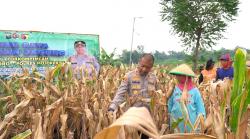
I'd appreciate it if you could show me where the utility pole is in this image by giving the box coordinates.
[129,17,143,67]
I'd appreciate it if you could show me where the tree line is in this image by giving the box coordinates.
[99,46,249,68]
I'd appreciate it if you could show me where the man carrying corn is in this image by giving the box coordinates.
[108,53,158,139]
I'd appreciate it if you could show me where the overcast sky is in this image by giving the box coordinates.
[0,0,249,55]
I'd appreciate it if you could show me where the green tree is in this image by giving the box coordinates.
[160,0,239,71]
[120,45,144,65]
[99,48,121,66]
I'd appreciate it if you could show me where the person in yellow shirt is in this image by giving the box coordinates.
[199,59,217,84]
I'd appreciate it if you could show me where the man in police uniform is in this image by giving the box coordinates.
[108,53,158,112]
[68,40,100,78]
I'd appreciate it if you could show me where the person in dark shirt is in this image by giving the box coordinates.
[216,53,234,81]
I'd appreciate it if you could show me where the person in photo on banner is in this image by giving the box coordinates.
[68,40,100,78]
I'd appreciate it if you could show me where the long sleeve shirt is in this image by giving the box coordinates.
[168,87,206,133]
[109,69,158,111]
[69,54,100,78]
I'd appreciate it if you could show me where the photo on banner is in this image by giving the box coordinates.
[0,30,100,75]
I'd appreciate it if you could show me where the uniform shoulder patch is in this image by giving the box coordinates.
[131,74,140,82]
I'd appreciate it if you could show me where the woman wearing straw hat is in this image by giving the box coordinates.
[168,64,206,133]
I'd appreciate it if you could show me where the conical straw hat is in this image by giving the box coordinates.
[169,64,195,77]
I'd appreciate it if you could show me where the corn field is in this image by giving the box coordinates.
[0,63,173,139]
[0,49,250,139]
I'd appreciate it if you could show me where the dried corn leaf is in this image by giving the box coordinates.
[11,129,32,139]
[84,109,93,120]
[211,107,224,139]
[46,83,61,97]
[96,109,104,133]
[22,87,34,99]
[60,114,68,139]
[44,98,63,139]
[94,107,160,139]
[159,124,168,135]
[0,128,8,139]
[160,133,216,139]
[0,96,12,102]
[0,99,30,132]
[33,112,45,139]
